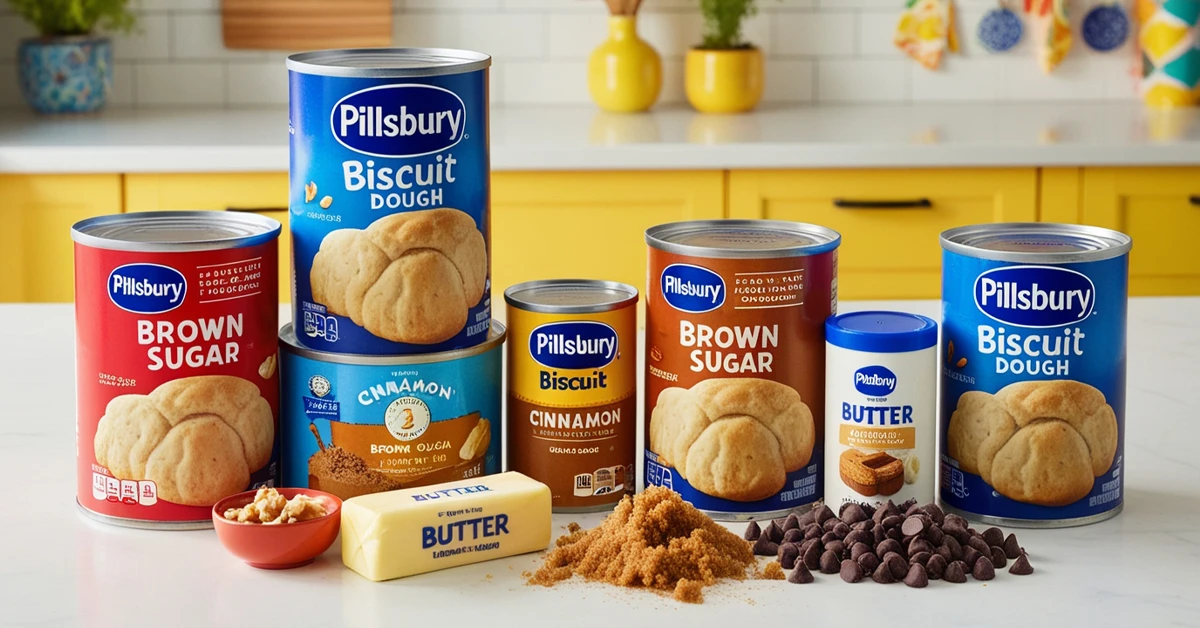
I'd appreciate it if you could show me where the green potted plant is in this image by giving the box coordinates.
[686,0,765,114]
[8,0,136,113]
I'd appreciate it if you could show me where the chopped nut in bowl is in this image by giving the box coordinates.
[212,487,342,569]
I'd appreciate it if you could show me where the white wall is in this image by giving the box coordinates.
[0,0,1140,108]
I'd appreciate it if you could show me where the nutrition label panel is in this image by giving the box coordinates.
[92,471,157,507]
[196,256,264,304]
[733,269,805,310]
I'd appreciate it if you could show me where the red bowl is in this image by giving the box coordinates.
[212,488,342,569]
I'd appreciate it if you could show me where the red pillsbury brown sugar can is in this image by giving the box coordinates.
[644,220,840,521]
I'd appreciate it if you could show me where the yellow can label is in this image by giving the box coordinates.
[507,308,636,408]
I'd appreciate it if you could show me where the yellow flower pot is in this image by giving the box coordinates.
[588,16,662,113]
[685,47,764,114]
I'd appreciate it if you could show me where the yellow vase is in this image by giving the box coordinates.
[587,16,662,113]
[685,47,764,114]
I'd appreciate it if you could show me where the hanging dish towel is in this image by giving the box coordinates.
[895,0,959,70]
[1026,0,1072,73]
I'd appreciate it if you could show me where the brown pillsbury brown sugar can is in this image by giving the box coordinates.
[505,280,638,512]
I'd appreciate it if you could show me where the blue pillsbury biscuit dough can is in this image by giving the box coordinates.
[287,48,491,355]
[939,223,1132,528]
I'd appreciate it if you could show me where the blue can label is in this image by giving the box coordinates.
[289,67,490,355]
[281,339,501,499]
[940,254,1127,521]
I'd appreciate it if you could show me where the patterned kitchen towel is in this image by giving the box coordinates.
[1026,0,1072,73]
[895,0,959,70]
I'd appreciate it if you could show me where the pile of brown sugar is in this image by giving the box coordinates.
[308,446,401,498]
[526,486,756,603]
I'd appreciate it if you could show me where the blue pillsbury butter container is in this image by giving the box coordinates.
[824,311,938,513]
[287,48,492,355]
[940,223,1132,528]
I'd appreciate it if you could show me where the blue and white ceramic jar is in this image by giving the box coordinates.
[18,36,112,114]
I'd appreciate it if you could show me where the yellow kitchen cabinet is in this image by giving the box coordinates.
[491,171,724,306]
[0,175,122,302]
[1082,167,1200,296]
[728,169,1038,299]
[124,173,292,303]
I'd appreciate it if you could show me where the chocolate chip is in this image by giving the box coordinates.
[851,520,872,532]
[783,528,803,544]
[779,543,800,570]
[788,563,814,584]
[798,509,816,527]
[935,545,953,562]
[875,538,902,557]
[942,535,963,560]
[850,542,873,561]
[803,543,822,570]
[885,527,904,542]
[908,551,931,566]
[881,515,904,530]
[904,503,922,517]
[814,505,835,525]
[944,514,969,529]
[873,500,895,523]
[972,556,995,581]
[885,552,909,580]
[820,550,841,574]
[967,535,991,555]
[871,562,896,584]
[926,554,947,580]
[900,516,927,537]
[943,560,968,583]
[841,503,868,525]
[962,547,981,570]
[822,518,839,532]
[908,538,934,556]
[764,520,784,543]
[744,520,762,542]
[832,522,851,538]
[920,503,945,525]
[1009,552,1034,576]
[840,559,864,583]
[981,526,1004,547]
[804,525,822,540]
[899,498,919,513]
[844,530,871,548]
[857,552,881,574]
[753,534,779,557]
[872,524,887,544]
[904,563,929,588]
[989,546,1007,569]
[861,503,876,519]
[826,540,846,559]
[942,522,969,543]
[821,531,839,545]
[924,524,944,545]
[1003,533,1022,559]
[783,513,801,532]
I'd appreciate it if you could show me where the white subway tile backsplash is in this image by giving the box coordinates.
[817,58,908,102]
[136,62,224,105]
[0,0,1140,109]
[774,11,856,57]
[227,62,288,105]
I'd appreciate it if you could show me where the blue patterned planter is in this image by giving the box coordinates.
[18,36,112,114]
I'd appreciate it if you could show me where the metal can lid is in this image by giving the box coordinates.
[71,211,281,252]
[286,48,491,78]
[825,311,938,353]
[646,220,841,259]
[941,223,1132,263]
[279,321,506,365]
[504,279,638,314]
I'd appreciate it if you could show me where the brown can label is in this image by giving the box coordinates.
[644,247,835,514]
[507,305,637,510]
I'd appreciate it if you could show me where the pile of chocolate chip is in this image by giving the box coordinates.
[744,500,1034,587]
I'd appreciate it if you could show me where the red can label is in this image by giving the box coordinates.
[75,238,279,524]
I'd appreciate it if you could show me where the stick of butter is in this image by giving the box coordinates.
[341,471,552,581]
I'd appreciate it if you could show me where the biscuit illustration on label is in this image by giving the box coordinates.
[946,380,1118,506]
[459,417,491,461]
[309,208,487,345]
[839,450,903,497]
[93,375,274,507]
[649,378,814,502]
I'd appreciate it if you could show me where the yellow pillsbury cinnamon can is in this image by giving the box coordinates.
[505,280,638,512]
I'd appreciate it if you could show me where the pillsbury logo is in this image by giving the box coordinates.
[107,263,186,314]
[530,321,617,370]
[331,84,466,158]
[854,365,897,397]
[974,266,1095,328]
[661,264,725,313]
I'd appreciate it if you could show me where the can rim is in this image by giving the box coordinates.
[286,48,491,77]
[940,222,1132,263]
[280,321,506,364]
[504,279,639,314]
[71,211,281,252]
[645,220,841,259]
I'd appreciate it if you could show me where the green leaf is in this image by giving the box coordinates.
[697,0,772,49]
[7,0,137,36]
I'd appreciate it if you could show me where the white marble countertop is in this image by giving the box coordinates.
[2,298,1198,627]
[1,103,1199,174]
